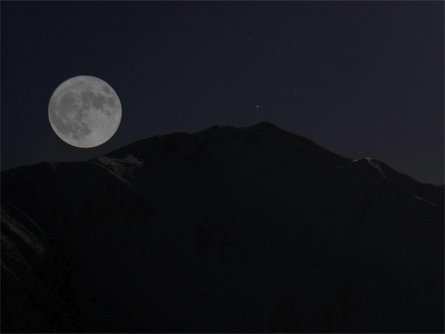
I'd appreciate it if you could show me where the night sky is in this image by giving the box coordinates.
[2,1,443,184]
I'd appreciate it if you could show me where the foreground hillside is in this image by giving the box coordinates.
[2,122,443,332]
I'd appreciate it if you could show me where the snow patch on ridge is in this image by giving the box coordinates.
[414,195,438,207]
[352,157,388,179]
[364,157,387,179]
[94,154,144,184]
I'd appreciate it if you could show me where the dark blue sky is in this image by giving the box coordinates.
[2,1,443,184]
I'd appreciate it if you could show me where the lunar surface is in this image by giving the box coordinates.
[48,75,122,148]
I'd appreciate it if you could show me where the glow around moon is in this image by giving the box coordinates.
[48,75,122,148]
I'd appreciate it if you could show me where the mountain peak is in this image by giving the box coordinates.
[102,121,350,168]
[199,122,281,134]
[249,121,281,130]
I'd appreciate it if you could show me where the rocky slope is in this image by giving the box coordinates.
[2,122,443,332]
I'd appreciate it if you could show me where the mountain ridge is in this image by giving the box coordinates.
[5,122,442,188]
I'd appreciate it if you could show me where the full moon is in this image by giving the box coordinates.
[48,75,122,148]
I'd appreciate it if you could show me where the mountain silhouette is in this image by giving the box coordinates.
[2,122,443,332]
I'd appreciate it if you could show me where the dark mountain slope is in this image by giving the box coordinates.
[1,202,83,332]
[2,122,443,332]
